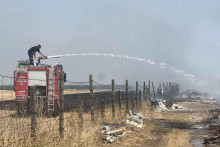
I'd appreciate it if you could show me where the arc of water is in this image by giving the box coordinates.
[48,53,196,80]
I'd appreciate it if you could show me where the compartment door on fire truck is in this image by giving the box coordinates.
[28,71,47,86]
[15,72,28,102]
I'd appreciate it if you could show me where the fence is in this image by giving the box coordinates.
[0,73,178,146]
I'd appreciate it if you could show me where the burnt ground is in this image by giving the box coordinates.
[63,91,130,112]
[0,91,136,112]
[105,100,220,147]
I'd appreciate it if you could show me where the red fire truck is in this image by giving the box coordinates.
[14,57,66,116]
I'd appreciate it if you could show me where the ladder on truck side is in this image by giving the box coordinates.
[48,68,55,112]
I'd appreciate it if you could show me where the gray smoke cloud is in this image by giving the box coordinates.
[1,1,220,96]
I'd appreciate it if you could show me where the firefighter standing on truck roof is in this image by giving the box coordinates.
[28,44,47,66]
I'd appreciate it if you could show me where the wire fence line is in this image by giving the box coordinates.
[0,73,178,146]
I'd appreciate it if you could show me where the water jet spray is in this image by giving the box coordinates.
[46,53,196,80]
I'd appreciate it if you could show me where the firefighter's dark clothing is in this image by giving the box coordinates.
[28,46,40,66]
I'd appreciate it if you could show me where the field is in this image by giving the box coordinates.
[0,90,15,101]
[0,90,219,147]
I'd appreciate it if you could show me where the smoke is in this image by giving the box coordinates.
[1,1,220,97]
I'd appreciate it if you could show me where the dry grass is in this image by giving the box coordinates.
[0,100,140,147]
[0,111,102,147]
[0,90,15,101]
[0,89,132,146]
[166,129,192,147]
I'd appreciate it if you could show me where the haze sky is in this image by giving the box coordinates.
[1,0,220,95]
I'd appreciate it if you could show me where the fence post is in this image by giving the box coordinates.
[112,79,115,118]
[126,80,129,112]
[78,96,84,147]
[59,72,64,138]
[101,93,105,122]
[136,81,138,110]
[118,90,121,115]
[30,86,37,138]
[146,85,148,100]
[78,96,84,131]
[131,91,134,110]
[148,80,151,100]
[139,90,142,103]
[152,81,157,102]
[143,81,145,97]
[139,90,142,108]
[89,74,95,122]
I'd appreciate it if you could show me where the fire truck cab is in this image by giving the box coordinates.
[14,58,66,116]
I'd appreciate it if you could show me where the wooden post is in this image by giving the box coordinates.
[118,90,121,115]
[30,86,37,138]
[112,79,115,118]
[152,81,157,102]
[78,96,84,131]
[89,74,95,122]
[125,80,129,112]
[136,81,138,109]
[146,85,148,100]
[143,82,145,97]
[101,93,105,122]
[131,91,134,110]
[139,90,142,108]
[59,72,64,138]
[78,96,84,147]
[148,80,151,100]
